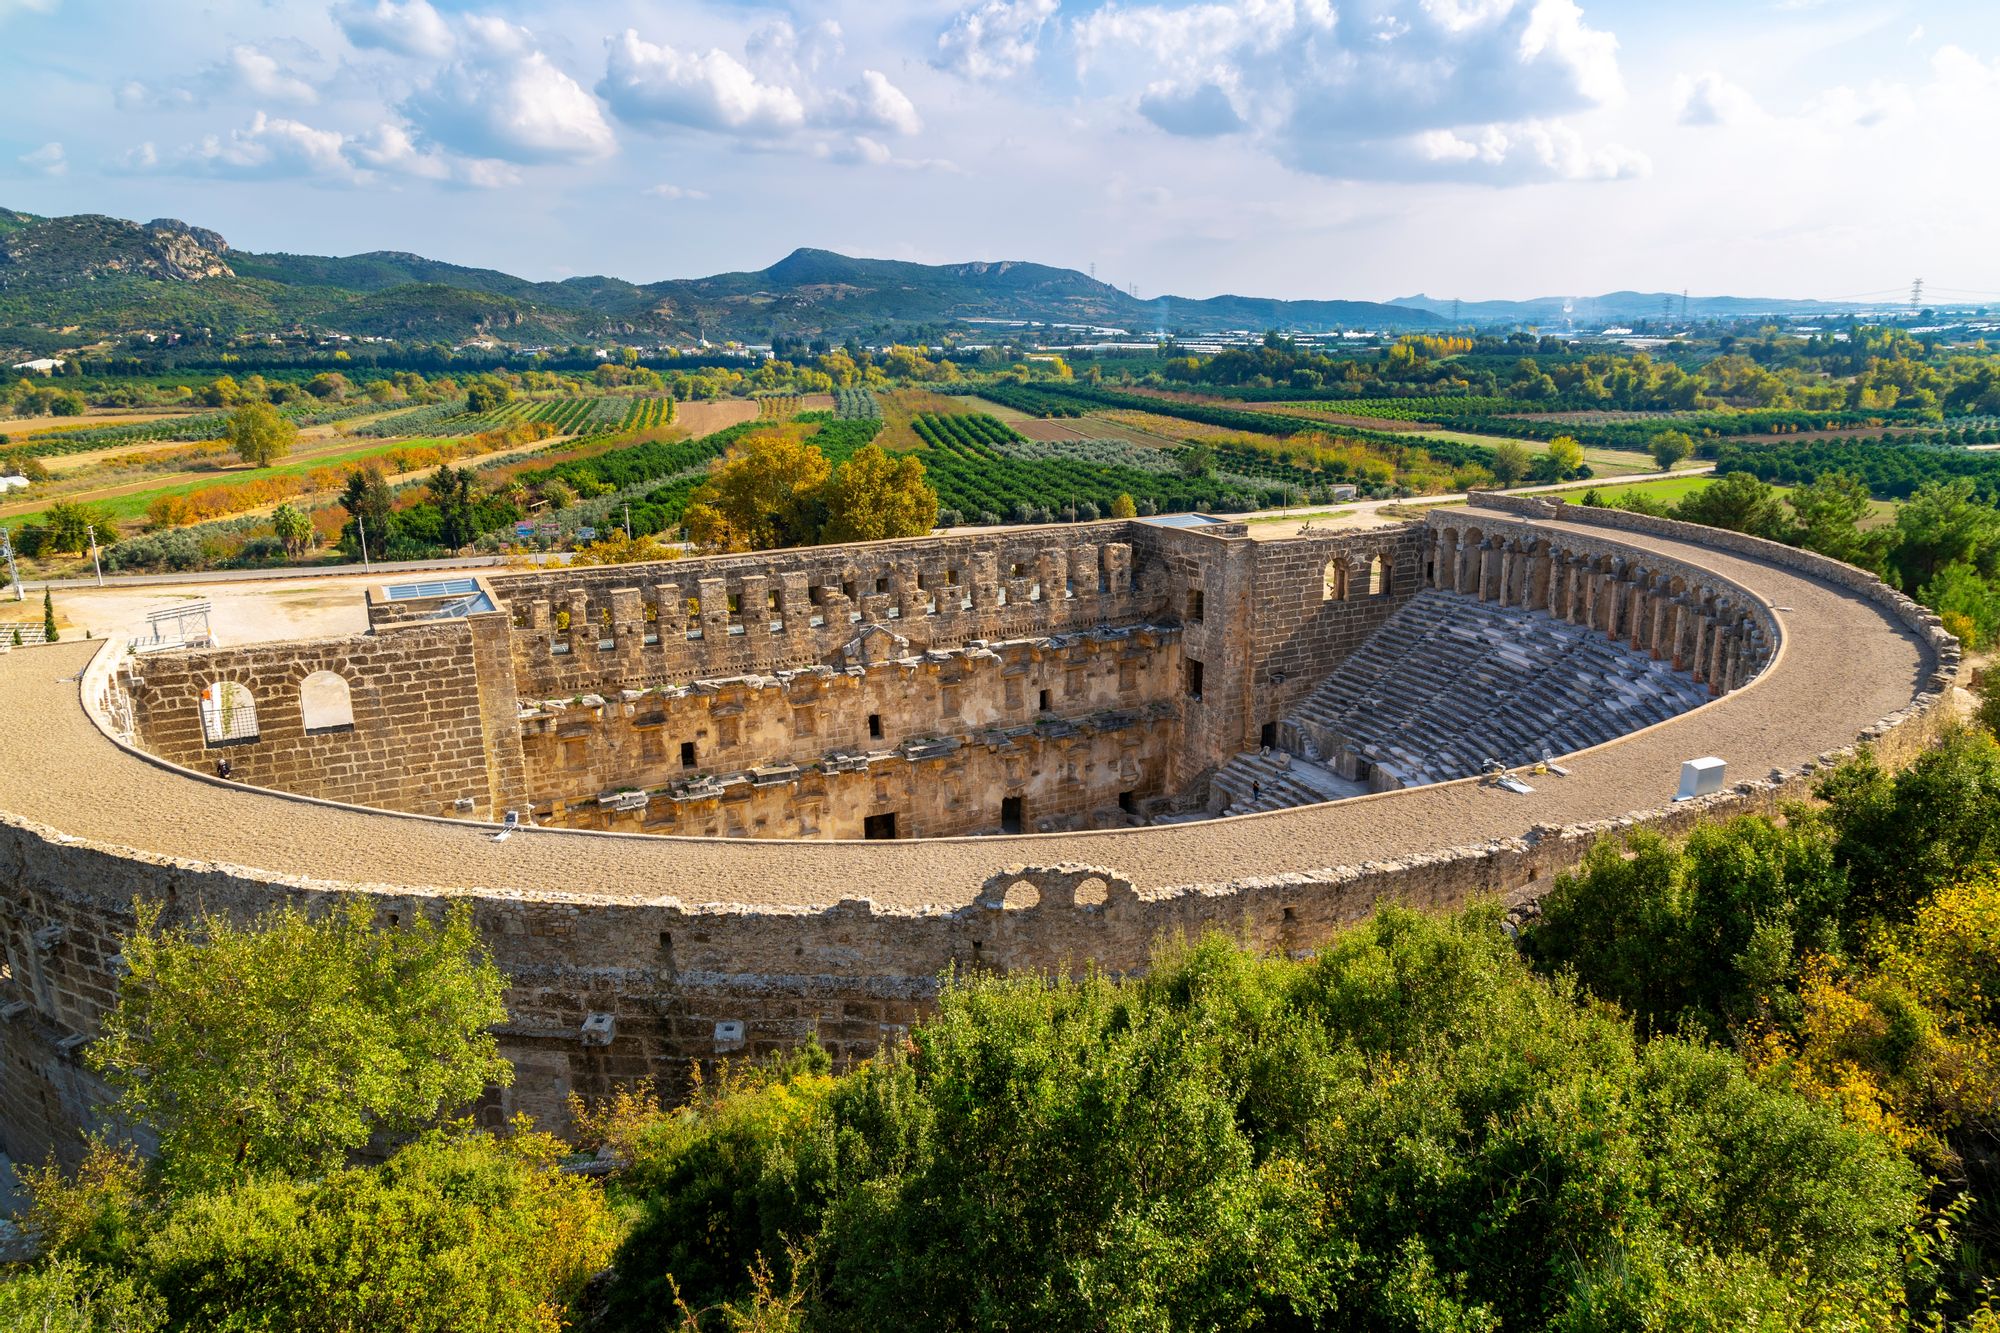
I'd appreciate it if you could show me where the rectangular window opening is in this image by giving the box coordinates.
[864,812,898,840]
[1038,688,1051,712]
[1186,659,1204,700]
[1260,721,1278,749]
[679,741,697,769]
[1118,790,1137,816]
[1000,796,1024,834]
[868,713,883,740]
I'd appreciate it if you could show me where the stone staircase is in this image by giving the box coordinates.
[1211,590,1710,815]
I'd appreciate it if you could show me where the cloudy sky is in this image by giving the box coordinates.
[3,0,1994,303]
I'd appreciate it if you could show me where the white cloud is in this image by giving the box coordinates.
[0,0,58,19]
[405,20,616,163]
[936,0,1058,80]
[115,79,197,112]
[132,112,517,188]
[1674,72,1760,127]
[333,0,454,59]
[747,18,843,79]
[183,111,357,180]
[214,45,319,105]
[824,70,922,136]
[599,29,807,136]
[17,141,65,175]
[645,183,709,200]
[1073,0,1640,184]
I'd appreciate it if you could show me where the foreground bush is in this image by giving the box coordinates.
[12,1129,615,1333]
[603,909,1926,1331]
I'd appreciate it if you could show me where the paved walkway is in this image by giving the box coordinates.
[0,515,1929,913]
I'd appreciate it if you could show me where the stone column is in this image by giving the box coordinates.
[1529,547,1553,611]
[1455,535,1476,595]
[1497,542,1517,607]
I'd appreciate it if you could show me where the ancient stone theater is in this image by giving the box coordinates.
[0,496,1960,1165]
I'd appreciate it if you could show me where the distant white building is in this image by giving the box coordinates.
[0,476,31,493]
[10,357,64,375]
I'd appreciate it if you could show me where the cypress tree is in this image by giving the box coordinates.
[42,588,57,643]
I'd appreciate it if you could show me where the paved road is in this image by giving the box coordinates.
[0,511,1929,913]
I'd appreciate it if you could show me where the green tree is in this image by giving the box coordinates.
[269,503,315,558]
[1672,469,1788,538]
[137,1131,615,1333]
[1787,470,1888,571]
[1544,435,1586,477]
[41,500,109,555]
[1649,429,1695,470]
[1816,728,2000,927]
[339,465,393,528]
[465,378,511,414]
[819,444,939,544]
[425,464,479,550]
[1890,476,2000,592]
[1488,440,1533,486]
[43,588,57,642]
[226,401,296,469]
[1178,441,1215,478]
[1109,492,1138,519]
[90,899,511,1192]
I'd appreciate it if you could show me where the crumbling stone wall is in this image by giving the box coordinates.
[490,523,1151,698]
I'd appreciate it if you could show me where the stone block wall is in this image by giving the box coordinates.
[518,628,1181,838]
[490,522,1154,698]
[125,617,527,820]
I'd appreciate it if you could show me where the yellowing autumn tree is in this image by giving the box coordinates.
[821,443,939,544]
[683,428,830,552]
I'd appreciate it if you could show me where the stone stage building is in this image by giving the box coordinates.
[0,499,1958,1169]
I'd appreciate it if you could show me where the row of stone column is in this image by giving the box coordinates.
[1426,527,1769,695]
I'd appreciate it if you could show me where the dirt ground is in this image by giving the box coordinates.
[28,574,375,645]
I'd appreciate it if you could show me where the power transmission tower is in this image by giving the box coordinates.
[1681,289,1690,321]
[1451,298,1461,324]
[1911,278,1925,315]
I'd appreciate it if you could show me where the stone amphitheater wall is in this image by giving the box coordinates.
[124,616,527,820]
[519,627,1184,838]
[2,503,1963,1170]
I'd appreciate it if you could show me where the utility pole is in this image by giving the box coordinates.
[2,525,22,601]
[623,503,632,540]
[357,514,372,574]
[85,523,103,587]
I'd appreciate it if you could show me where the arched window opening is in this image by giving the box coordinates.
[1368,555,1389,596]
[200,681,260,745]
[1322,560,1349,602]
[300,671,354,733]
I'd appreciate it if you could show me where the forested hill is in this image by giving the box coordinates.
[0,203,1444,353]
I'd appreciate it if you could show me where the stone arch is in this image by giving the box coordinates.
[1073,876,1111,908]
[200,680,259,745]
[998,879,1040,910]
[299,671,354,733]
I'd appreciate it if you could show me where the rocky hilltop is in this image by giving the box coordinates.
[0,210,233,288]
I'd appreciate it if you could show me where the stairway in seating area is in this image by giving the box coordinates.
[1210,589,1711,815]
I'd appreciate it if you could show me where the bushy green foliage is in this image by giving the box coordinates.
[0,1257,164,1333]
[91,899,511,1193]
[13,1131,615,1333]
[604,911,1923,1331]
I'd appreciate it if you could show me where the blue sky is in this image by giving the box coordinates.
[2,0,1993,304]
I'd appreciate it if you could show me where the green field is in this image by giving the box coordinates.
[1,436,472,524]
[1563,475,1902,528]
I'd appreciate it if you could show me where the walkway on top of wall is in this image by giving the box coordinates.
[0,516,1935,914]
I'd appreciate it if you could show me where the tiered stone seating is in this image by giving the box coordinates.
[1212,590,1710,815]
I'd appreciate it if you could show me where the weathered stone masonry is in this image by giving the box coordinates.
[0,503,1956,1170]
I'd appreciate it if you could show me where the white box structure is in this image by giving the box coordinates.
[1675,757,1727,801]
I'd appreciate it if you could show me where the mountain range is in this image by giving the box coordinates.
[0,202,1929,359]
[0,204,1448,354]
